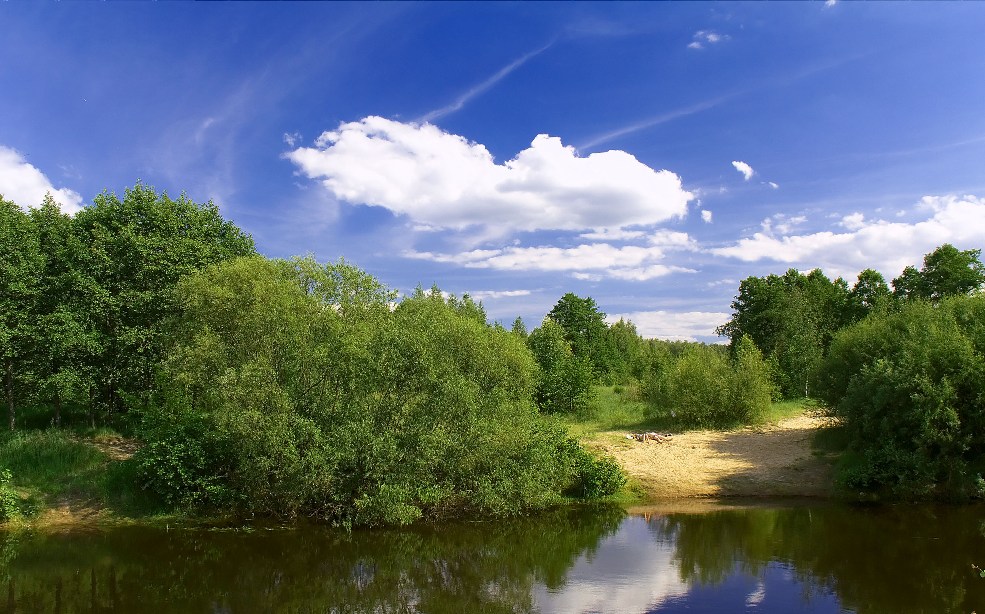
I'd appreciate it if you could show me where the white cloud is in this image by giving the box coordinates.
[825,0,838,8]
[406,242,696,281]
[731,160,755,181]
[606,310,731,341]
[286,117,693,235]
[711,194,985,280]
[768,181,779,189]
[688,30,729,50]
[0,146,83,214]
[579,228,646,241]
[840,212,865,231]
[701,210,713,223]
[533,517,689,613]
[761,213,807,236]
[465,289,531,301]
[283,132,302,147]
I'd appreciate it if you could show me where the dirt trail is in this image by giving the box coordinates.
[586,413,838,499]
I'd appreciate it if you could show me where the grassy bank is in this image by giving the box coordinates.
[562,385,812,440]
[0,429,175,528]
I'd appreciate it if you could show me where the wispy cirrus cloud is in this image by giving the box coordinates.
[579,94,736,150]
[418,42,553,123]
[287,116,693,236]
[0,146,83,214]
[688,30,729,50]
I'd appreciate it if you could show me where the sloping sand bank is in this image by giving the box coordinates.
[586,414,837,499]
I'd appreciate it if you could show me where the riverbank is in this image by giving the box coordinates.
[583,412,838,499]
[3,402,841,531]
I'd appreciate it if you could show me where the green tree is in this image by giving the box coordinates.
[527,318,595,414]
[547,293,609,377]
[28,195,98,427]
[717,268,850,398]
[848,268,891,321]
[892,244,985,303]
[510,316,528,338]
[0,197,42,430]
[135,257,601,525]
[817,295,985,497]
[72,183,255,423]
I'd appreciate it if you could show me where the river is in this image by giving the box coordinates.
[2,501,983,613]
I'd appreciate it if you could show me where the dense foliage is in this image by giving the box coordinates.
[0,186,256,430]
[717,244,985,399]
[641,336,774,428]
[817,295,985,498]
[132,257,618,525]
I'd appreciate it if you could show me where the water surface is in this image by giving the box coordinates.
[2,502,983,613]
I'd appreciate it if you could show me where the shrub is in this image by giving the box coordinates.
[0,469,21,522]
[642,339,774,428]
[135,257,606,525]
[817,296,985,498]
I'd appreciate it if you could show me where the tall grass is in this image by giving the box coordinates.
[0,430,108,498]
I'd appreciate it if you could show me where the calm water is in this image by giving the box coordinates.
[2,502,984,613]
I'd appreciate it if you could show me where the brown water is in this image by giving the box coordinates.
[2,502,984,613]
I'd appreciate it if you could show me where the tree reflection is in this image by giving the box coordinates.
[652,504,985,614]
[0,505,623,613]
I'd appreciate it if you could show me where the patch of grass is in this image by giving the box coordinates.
[565,388,821,441]
[0,428,168,524]
[560,386,656,438]
[0,430,107,492]
[762,398,815,424]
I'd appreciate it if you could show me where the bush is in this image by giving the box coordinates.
[135,257,605,526]
[0,469,21,522]
[817,296,985,498]
[642,338,774,428]
[571,449,625,499]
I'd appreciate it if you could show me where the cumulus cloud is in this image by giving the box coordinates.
[761,213,807,236]
[407,242,696,281]
[731,160,755,181]
[0,146,83,214]
[840,212,865,231]
[286,117,692,235]
[688,30,729,50]
[606,310,731,341]
[711,194,985,280]
[701,210,713,223]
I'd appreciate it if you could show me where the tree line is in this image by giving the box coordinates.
[1,186,622,525]
[715,244,985,498]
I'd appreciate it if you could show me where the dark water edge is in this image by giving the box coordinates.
[2,501,984,613]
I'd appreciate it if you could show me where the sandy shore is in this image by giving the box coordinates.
[585,413,838,499]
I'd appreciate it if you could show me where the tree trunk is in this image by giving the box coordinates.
[54,393,62,428]
[5,359,14,431]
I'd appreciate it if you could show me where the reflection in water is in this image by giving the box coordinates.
[2,503,984,613]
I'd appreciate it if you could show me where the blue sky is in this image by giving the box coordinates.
[3,2,985,341]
